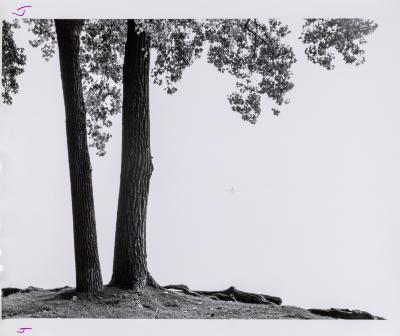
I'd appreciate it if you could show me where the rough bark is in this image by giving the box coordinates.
[110,19,152,291]
[55,19,103,292]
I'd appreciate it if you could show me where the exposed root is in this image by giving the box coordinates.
[164,284,203,297]
[146,273,163,290]
[308,308,384,320]
[51,288,79,300]
[164,284,282,305]
[2,286,43,298]
[2,287,22,297]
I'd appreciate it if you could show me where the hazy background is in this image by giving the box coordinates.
[1,13,399,322]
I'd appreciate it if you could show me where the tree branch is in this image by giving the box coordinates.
[243,19,269,46]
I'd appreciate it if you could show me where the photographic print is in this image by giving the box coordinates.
[0,0,399,334]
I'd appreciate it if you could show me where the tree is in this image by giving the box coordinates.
[108,19,298,290]
[108,20,152,289]
[2,19,103,292]
[54,19,103,292]
[2,18,377,296]
[79,18,377,291]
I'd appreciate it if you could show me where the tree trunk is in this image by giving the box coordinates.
[55,19,103,292]
[110,20,152,291]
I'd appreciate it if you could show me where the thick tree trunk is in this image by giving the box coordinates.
[55,19,103,292]
[110,20,152,290]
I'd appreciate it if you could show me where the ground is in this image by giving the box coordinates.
[1,285,383,319]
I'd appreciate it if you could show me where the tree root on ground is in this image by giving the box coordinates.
[163,284,282,305]
[308,308,384,320]
[146,273,163,290]
[2,287,22,297]
[2,286,43,297]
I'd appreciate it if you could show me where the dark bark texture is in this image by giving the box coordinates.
[110,19,152,290]
[55,19,103,292]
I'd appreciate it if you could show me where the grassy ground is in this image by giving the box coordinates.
[2,285,330,319]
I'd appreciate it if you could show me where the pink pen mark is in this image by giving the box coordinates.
[12,5,32,17]
[17,328,32,334]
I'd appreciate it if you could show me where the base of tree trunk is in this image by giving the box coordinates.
[107,275,282,305]
[163,284,282,305]
[107,272,162,291]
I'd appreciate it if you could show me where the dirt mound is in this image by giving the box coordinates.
[1,285,383,319]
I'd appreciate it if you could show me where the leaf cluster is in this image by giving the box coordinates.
[300,19,378,70]
[2,20,27,105]
[205,19,295,123]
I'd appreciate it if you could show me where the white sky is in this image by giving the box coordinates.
[0,6,400,330]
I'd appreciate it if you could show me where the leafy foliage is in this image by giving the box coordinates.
[2,20,27,105]
[134,19,296,123]
[80,20,126,156]
[81,20,207,154]
[78,19,207,155]
[2,18,378,155]
[23,19,57,61]
[83,19,296,132]
[141,20,205,94]
[19,19,124,155]
[205,19,295,123]
[300,19,378,70]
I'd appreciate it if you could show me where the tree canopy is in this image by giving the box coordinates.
[2,18,378,155]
